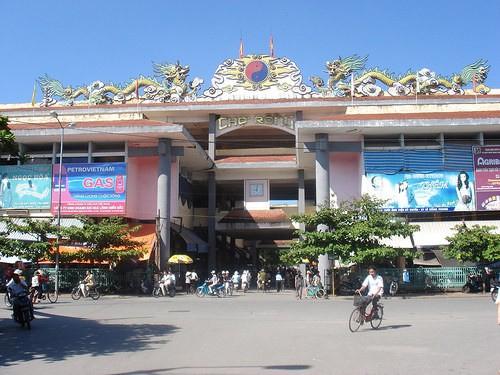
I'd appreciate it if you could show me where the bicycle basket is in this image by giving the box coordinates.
[353,295,371,307]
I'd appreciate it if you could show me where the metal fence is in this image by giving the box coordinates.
[332,266,497,293]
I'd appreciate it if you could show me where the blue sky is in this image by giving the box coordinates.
[1,0,499,105]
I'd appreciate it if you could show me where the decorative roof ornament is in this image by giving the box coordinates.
[32,54,491,107]
[202,54,312,100]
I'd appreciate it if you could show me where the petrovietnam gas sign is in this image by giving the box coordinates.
[51,162,126,215]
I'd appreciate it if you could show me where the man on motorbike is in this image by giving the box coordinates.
[207,270,218,294]
[7,269,32,321]
[80,270,95,297]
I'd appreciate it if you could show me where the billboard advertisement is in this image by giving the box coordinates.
[472,145,500,210]
[0,165,52,209]
[51,162,126,215]
[363,171,475,212]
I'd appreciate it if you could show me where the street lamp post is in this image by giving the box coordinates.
[50,111,76,294]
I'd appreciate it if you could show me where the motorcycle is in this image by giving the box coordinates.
[71,283,101,300]
[491,280,500,303]
[462,274,483,293]
[337,278,362,296]
[11,291,34,329]
[195,282,226,298]
[389,278,399,296]
[152,281,176,298]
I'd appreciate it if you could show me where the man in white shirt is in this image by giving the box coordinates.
[356,266,384,316]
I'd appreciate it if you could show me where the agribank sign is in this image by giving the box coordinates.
[473,145,500,210]
[51,162,126,215]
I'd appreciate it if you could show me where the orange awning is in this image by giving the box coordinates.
[41,223,156,264]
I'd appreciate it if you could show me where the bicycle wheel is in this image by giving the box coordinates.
[217,288,226,298]
[349,308,363,332]
[492,289,498,303]
[370,305,384,329]
[47,290,58,303]
[90,288,101,300]
[4,293,13,308]
[71,287,82,300]
[195,288,205,298]
[315,289,325,299]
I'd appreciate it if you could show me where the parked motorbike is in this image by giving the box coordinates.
[11,291,34,329]
[491,280,500,302]
[462,274,483,293]
[71,283,101,300]
[152,281,176,298]
[389,278,399,296]
[195,282,226,298]
[337,278,362,296]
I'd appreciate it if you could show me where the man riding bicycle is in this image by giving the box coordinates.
[355,266,384,319]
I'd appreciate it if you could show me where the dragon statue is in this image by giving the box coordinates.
[309,55,491,98]
[37,61,203,107]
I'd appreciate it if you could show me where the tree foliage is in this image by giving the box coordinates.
[280,194,419,266]
[0,218,55,261]
[0,216,146,264]
[0,115,29,163]
[443,223,500,264]
[60,216,146,263]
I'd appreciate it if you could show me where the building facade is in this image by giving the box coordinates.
[1,54,499,276]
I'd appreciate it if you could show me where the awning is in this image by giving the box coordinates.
[171,223,208,253]
[413,220,500,247]
[41,223,157,263]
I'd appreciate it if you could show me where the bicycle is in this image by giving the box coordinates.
[30,281,58,303]
[349,294,384,332]
[306,285,325,299]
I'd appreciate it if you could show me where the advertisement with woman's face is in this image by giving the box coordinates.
[363,171,475,212]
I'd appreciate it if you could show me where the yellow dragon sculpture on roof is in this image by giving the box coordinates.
[37,61,203,107]
[309,55,490,97]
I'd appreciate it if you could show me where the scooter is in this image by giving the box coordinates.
[10,291,34,329]
[491,280,500,302]
[389,278,399,296]
[462,274,483,293]
[152,281,176,298]
[337,278,362,296]
[195,282,226,298]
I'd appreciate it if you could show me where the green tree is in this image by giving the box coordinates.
[0,218,55,261]
[0,115,28,163]
[61,216,146,264]
[443,223,500,264]
[281,194,419,266]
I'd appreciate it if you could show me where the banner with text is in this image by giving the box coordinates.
[473,145,500,210]
[363,171,475,212]
[51,162,127,215]
[0,165,52,209]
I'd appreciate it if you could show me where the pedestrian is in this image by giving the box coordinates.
[276,271,283,292]
[185,271,192,293]
[295,271,304,299]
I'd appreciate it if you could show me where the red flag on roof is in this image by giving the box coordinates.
[239,38,244,59]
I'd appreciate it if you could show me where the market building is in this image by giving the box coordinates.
[1,53,499,279]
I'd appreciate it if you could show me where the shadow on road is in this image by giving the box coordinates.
[108,364,312,374]
[0,305,178,367]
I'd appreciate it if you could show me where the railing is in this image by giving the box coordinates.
[333,266,496,293]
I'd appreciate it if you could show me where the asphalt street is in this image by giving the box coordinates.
[1,290,499,375]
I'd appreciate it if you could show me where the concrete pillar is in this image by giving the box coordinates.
[157,139,171,271]
[208,171,216,272]
[315,133,331,290]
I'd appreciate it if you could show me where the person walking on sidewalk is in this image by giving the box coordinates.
[295,271,304,299]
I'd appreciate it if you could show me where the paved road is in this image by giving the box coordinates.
[1,291,499,375]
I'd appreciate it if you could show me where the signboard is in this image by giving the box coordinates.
[0,165,52,209]
[473,145,500,210]
[363,171,475,212]
[51,162,126,215]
